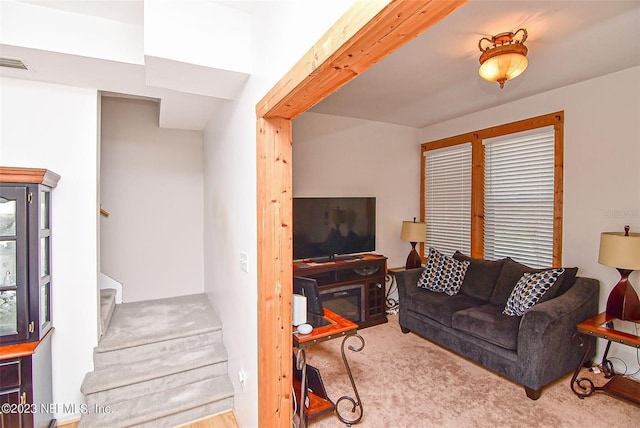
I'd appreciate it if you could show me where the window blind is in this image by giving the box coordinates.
[424,143,472,255]
[483,127,555,267]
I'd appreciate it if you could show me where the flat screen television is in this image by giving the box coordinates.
[293,197,376,261]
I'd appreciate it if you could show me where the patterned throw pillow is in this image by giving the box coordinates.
[417,248,470,296]
[503,268,566,316]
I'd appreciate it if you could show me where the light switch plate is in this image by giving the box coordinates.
[240,252,248,272]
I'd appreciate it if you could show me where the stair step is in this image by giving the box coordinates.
[96,293,221,353]
[82,343,228,405]
[100,288,117,336]
[93,329,222,368]
[82,293,233,427]
[78,375,234,428]
[93,293,223,367]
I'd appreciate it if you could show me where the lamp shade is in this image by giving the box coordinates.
[598,232,640,270]
[401,221,426,243]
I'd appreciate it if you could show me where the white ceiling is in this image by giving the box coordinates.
[2,1,639,131]
[20,0,144,24]
[310,0,640,128]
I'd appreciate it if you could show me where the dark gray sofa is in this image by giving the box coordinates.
[395,254,599,399]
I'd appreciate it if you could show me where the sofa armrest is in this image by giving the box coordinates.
[516,277,600,389]
[394,268,425,302]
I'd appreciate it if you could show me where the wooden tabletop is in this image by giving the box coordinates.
[577,312,640,348]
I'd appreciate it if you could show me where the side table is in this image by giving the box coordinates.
[385,267,406,313]
[570,312,640,404]
[293,308,365,427]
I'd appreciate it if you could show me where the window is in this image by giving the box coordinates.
[423,143,472,256]
[421,112,563,267]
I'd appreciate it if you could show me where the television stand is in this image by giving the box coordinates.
[310,254,362,263]
[293,253,387,328]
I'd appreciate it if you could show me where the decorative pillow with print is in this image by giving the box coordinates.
[503,268,566,316]
[417,247,470,296]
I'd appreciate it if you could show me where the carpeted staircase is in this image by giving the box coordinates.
[79,292,234,427]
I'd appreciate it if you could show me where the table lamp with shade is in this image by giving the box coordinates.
[401,218,427,269]
[598,225,640,321]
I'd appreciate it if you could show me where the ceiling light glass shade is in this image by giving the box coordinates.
[478,29,528,89]
[478,47,528,88]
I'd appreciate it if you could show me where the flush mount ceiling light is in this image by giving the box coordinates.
[478,28,528,89]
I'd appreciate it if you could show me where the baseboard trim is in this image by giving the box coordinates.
[55,415,80,428]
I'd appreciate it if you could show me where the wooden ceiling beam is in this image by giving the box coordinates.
[256,0,469,120]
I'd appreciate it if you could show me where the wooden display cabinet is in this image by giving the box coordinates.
[1,167,58,428]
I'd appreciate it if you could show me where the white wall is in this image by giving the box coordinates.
[1,0,143,64]
[202,2,355,427]
[419,66,640,372]
[293,112,420,268]
[0,77,99,419]
[100,97,204,302]
[144,0,251,73]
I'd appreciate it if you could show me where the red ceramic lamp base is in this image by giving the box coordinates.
[606,269,640,321]
[405,244,422,269]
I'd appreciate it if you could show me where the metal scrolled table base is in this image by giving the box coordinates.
[570,332,597,398]
[296,348,308,427]
[384,273,399,313]
[335,333,365,427]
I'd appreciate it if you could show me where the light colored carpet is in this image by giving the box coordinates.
[97,293,221,352]
[305,314,640,427]
[80,293,233,427]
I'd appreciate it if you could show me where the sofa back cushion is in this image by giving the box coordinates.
[453,251,505,301]
[490,257,578,306]
[418,248,470,296]
[536,267,578,304]
[547,267,578,298]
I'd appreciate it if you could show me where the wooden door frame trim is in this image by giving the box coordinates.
[256,1,468,426]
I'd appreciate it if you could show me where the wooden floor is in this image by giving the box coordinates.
[56,410,240,428]
[178,410,240,428]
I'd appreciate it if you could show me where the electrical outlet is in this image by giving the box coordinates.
[240,252,248,272]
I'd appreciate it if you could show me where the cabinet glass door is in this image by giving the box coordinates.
[39,188,52,329]
[0,240,18,335]
[0,197,17,335]
[0,188,28,342]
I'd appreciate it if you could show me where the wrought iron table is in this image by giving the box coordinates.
[385,267,409,314]
[293,308,364,427]
[571,312,640,404]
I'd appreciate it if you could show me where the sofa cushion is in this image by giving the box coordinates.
[503,268,566,316]
[453,251,505,301]
[452,304,521,351]
[407,289,485,327]
[491,258,542,305]
[490,258,578,306]
[536,266,578,304]
[547,266,579,298]
[417,248,469,296]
